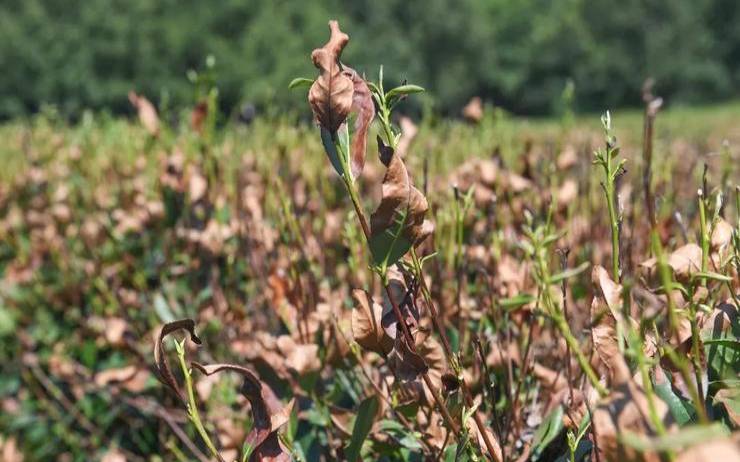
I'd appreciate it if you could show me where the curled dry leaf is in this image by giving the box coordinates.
[343,66,375,179]
[128,91,160,137]
[369,137,433,267]
[191,363,294,462]
[153,319,202,402]
[308,21,353,133]
[351,289,393,354]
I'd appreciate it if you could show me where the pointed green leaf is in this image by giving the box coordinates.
[345,395,380,461]
[320,124,351,179]
[288,77,314,90]
[532,405,565,461]
[369,208,413,269]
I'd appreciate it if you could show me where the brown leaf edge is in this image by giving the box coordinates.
[370,137,433,250]
[343,66,375,179]
[191,363,294,462]
[154,319,202,402]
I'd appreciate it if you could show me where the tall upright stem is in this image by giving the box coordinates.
[340,172,463,441]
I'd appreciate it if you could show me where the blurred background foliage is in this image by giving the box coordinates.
[1,0,739,119]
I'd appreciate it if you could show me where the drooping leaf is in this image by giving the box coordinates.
[308,21,354,133]
[153,319,202,401]
[191,362,295,462]
[345,395,380,461]
[369,137,433,268]
[320,123,351,177]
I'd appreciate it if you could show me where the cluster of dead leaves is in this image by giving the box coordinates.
[154,319,294,462]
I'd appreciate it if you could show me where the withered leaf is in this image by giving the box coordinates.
[343,67,375,179]
[369,137,433,267]
[191,362,294,462]
[389,334,428,382]
[351,289,393,354]
[128,91,160,137]
[153,319,202,402]
[640,243,702,282]
[592,356,672,462]
[591,265,625,384]
[711,218,733,251]
[308,21,354,133]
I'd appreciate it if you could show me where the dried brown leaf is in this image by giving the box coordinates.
[351,289,393,354]
[592,356,672,462]
[343,67,375,179]
[711,218,734,251]
[308,21,353,132]
[275,335,321,375]
[191,362,294,462]
[370,138,433,253]
[128,91,160,136]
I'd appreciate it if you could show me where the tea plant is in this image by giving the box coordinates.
[0,19,738,462]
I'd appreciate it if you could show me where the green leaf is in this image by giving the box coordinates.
[532,405,565,461]
[691,271,733,282]
[548,261,590,284]
[499,294,536,310]
[386,84,425,100]
[345,395,380,461]
[619,423,729,452]
[654,368,695,425]
[712,387,740,427]
[320,124,351,179]
[703,310,740,392]
[369,208,413,269]
[288,77,314,90]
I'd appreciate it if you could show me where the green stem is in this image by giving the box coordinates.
[698,190,709,275]
[176,343,223,461]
